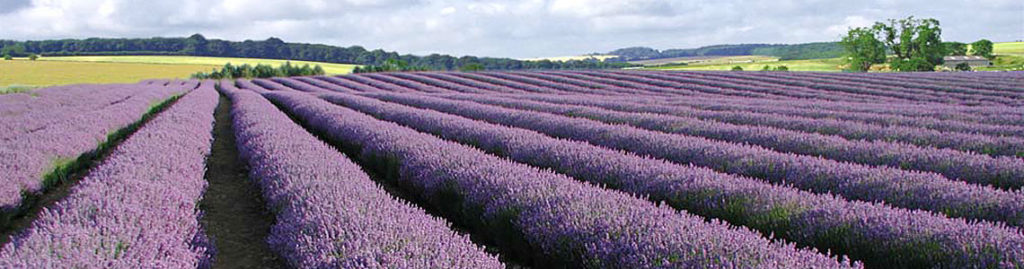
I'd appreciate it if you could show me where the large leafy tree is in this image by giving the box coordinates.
[0,44,26,57]
[183,33,208,56]
[873,16,944,71]
[840,27,886,72]
[970,39,994,59]
[944,42,967,56]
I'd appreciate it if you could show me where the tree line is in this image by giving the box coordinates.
[0,34,633,71]
[353,59,488,73]
[607,42,844,61]
[353,59,430,73]
[189,62,325,79]
[840,16,994,72]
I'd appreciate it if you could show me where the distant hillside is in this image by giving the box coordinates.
[608,42,842,61]
[0,34,631,71]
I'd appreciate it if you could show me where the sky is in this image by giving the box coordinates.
[0,0,1021,59]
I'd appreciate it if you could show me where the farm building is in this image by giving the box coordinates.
[943,56,991,68]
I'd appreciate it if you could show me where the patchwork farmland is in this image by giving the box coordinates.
[1,70,1023,268]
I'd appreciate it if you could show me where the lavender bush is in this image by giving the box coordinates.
[446,93,1024,190]
[0,82,186,209]
[218,83,502,268]
[318,91,1024,268]
[0,83,218,267]
[367,93,1024,227]
[263,90,858,268]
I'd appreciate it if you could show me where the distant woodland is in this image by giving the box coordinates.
[0,34,632,71]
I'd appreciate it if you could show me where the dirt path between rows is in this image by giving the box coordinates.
[199,94,284,268]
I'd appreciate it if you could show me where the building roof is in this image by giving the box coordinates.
[943,56,989,61]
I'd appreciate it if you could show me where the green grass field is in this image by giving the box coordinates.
[994,42,1024,56]
[646,57,844,72]
[632,55,779,66]
[976,55,1024,71]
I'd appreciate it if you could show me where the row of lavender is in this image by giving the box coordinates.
[303,71,1024,157]
[0,81,192,210]
[218,83,502,267]
[633,95,1024,138]
[0,83,217,267]
[270,70,1024,130]
[263,89,859,268]
[443,94,1024,188]
[223,80,870,267]
[315,91,1023,268]
[595,95,1024,156]
[262,73,1024,186]
[363,93,1024,224]
[305,69,1024,105]
[1,81,501,268]
[3,69,1015,267]
[235,75,1024,268]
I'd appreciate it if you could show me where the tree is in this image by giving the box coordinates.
[873,16,944,71]
[954,62,972,71]
[28,54,38,60]
[893,57,936,72]
[459,63,485,72]
[183,34,208,55]
[0,44,26,57]
[943,42,967,56]
[970,39,994,59]
[761,65,771,71]
[221,63,236,79]
[3,54,11,60]
[774,65,789,71]
[253,64,277,78]
[840,26,886,72]
[731,66,743,71]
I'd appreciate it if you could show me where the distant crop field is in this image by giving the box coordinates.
[994,42,1024,56]
[630,55,779,66]
[637,42,1022,72]
[647,57,844,71]
[0,59,216,87]
[2,56,358,87]
[38,55,359,75]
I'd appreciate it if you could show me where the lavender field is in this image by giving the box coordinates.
[1,70,1023,268]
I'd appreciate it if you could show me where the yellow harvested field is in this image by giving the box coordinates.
[1,59,217,87]
[2,55,359,87]
[38,55,358,75]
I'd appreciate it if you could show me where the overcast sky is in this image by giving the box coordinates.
[1,0,1021,58]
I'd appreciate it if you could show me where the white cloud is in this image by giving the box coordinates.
[826,16,876,37]
[0,0,1020,58]
[440,6,456,15]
